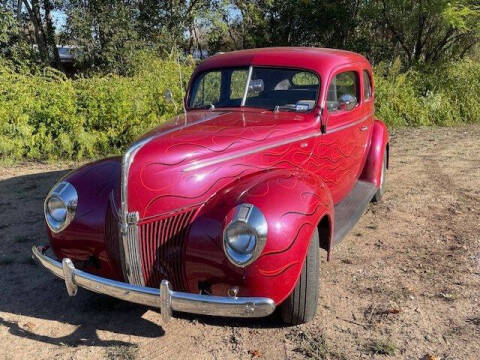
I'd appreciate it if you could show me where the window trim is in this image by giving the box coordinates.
[325,69,361,114]
[362,69,373,102]
[187,65,322,113]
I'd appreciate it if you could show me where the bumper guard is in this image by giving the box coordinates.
[32,246,276,322]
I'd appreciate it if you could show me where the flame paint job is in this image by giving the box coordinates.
[45,48,389,305]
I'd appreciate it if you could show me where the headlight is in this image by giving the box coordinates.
[223,204,267,267]
[44,181,78,233]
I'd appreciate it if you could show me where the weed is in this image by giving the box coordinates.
[104,345,138,360]
[287,329,345,360]
[368,339,397,356]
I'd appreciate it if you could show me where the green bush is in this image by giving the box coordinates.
[374,59,480,126]
[0,54,194,161]
[0,56,479,161]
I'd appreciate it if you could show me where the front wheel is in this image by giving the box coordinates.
[279,229,319,325]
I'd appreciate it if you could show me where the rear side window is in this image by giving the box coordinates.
[327,71,359,111]
[363,70,372,100]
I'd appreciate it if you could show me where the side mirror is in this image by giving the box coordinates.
[338,94,357,111]
[248,79,264,93]
[163,89,174,103]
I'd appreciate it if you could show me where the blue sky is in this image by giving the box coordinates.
[52,10,66,30]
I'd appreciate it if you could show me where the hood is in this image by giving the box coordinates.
[127,109,316,218]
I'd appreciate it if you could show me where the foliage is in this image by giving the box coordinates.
[1,54,479,161]
[60,0,213,74]
[360,0,480,65]
[2,0,479,71]
[0,53,193,161]
[206,0,480,66]
[374,58,480,126]
[0,2,37,67]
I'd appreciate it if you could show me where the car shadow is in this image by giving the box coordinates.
[174,311,285,329]
[0,169,165,348]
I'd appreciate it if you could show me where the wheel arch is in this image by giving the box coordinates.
[318,214,333,256]
[360,119,390,187]
[183,167,334,304]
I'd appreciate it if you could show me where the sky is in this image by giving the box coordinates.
[52,10,66,31]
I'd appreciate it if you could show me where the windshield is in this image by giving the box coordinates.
[188,66,320,112]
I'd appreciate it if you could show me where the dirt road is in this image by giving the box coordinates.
[0,126,479,360]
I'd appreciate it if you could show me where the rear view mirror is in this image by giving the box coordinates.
[248,79,264,93]
[338,94,357,111]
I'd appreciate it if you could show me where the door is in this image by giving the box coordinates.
[310,67,372,204]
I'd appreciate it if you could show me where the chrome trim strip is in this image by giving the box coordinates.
[119,114,229,285]
[32,246,276,320]
[326,115,370,135]
[184,114,371,172]
[241,66,253,107]
[120,137,150,285]
[122,212,145,286]
[121,138,151,224]
[184,132,316,172]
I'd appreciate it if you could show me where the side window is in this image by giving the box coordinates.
[230,69,248,99]
[327,71,359,112]
[191,71,221,107]
[363,70,372,100]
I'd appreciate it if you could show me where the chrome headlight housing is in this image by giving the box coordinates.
[44,181,78,233]
[223,204,267,267]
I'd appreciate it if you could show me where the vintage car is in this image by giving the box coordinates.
[33,47,389,325]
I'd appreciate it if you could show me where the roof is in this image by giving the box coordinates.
[194,47,370,78]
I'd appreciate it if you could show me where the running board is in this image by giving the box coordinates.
[333,180,378,245]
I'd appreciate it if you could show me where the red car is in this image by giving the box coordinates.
[33,47,389,325]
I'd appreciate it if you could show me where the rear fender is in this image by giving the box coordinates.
[360,119,389,187]
[184,169,333,304]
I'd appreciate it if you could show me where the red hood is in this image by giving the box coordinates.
[127,109,317,218]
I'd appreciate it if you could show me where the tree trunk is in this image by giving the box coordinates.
[43,0,61,69]
[22,0,48,62]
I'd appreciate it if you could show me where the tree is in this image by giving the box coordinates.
[17,0,61,67]
[0,1,37,66]
[362,0,480,65]
[61,0,214,73]
[206,0,364,52]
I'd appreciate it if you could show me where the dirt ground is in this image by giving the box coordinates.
[0,126,479,360]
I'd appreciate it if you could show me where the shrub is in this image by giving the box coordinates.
[0,54,193,161]
[374,59,480,126]
[0,55,479,161]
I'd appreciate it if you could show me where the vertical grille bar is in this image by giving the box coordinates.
[120,212,145,286]
[138,208,197,290]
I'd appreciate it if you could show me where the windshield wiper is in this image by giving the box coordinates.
[192,103,215,110]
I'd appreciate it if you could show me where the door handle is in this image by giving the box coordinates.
[360,125,368,132]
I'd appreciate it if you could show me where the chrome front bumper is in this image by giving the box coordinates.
[32,246,275,322]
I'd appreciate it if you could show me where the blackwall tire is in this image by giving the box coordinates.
[372,150,387,203]
[279,229,319,325]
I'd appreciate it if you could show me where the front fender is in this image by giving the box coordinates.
[184,169,333,304]
[47,157,123,280]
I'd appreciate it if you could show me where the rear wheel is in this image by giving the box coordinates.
[279,229,319,325]
[372,150,387,202]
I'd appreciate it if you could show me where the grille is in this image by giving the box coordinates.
[138,208,197,290]
[105,200,122,274]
